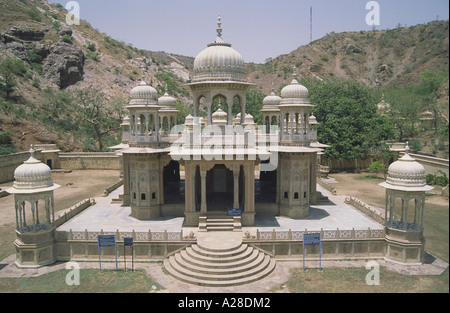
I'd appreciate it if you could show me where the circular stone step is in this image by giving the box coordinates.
[196,231,242,252]
[163,230,277,287]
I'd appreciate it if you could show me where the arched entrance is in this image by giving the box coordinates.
[205,164,240,211]
[163,160,184,204]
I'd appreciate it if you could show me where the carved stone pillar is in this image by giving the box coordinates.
[200,170,207,213]
[247,162,255,213]
[233,169,240,209]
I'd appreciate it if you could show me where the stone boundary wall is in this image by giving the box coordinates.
[59,152,120,170]
[345,196,385,224]
[249,238,386,260]
[0,150,120,183]
[54,229,195,261]
[399,152,449,176]
[0,150,41,183]
[245,228,386,259]
[322,158,373,173]
[54,198,95,228]
[52,227,386,261]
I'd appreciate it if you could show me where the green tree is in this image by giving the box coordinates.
[40,87,73,120]
[304,78,394,160]
[384,87,421,140]
[384,69,449,140]
[244,89,265,125]
[72,89,124,151]
[0,130,17,155]
[0,59,27,99]
[367,161,387,178]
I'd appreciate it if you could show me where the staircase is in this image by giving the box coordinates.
[198,216,242,232]
[163,232,276,287]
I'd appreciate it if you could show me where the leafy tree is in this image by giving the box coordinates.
[383,87,421,140]
[367,161,387,178]
[244,89,265,125]
[0,130,17,155]
[40,87,73,120]
[72,89,124,151]
[303,78,394,160]
[0,59,27,99]
[418,70,448,96]
[384,69,449,139]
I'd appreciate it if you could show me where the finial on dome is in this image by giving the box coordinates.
[291,66,300,84]
[29,144,35,155]
[405,141,410,154]
[293,66,298,78]
[217,15,222,38]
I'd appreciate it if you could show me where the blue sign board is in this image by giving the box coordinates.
[124,237,133,247]
[123,237,134,272]
[228,208,243,216]
[98,235,116,247]
[302,233,322,272]
[97,235,118,272]
[303,233,321,245]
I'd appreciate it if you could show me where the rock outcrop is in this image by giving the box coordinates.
[42,42,85,88]
[9,25,48,41]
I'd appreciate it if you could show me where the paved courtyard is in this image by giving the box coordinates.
[57,185,384,235]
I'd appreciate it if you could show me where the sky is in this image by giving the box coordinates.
[48,0,449,64]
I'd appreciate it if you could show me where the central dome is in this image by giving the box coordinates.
[192,16,246,82]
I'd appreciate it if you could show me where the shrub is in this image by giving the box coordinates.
[426,170,449,186]
[29,53,42,64]
[32,77,41,89]
[28,9,42,22]
[367,161,387,177]
[61,34,73,44]
[86,43,96,52]
[86,50,100,62]
[53,21,61,31]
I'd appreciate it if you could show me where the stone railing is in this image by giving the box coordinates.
[59,229,190,242]
[54,198,95,228]
[345,196,385,224]
[103,179,123,196]
[317,178,337,195]
[249,227,385,242]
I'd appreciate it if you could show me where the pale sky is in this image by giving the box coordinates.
[49,0,449,63]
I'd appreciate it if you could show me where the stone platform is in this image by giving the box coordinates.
[56,185,384,236]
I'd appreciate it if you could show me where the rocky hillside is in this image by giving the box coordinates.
[0,0,448,153]
[246,21,449,95]
[0,0,194,151]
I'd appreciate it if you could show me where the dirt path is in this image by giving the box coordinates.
[0,170,120,228]
[329,172,448,210]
